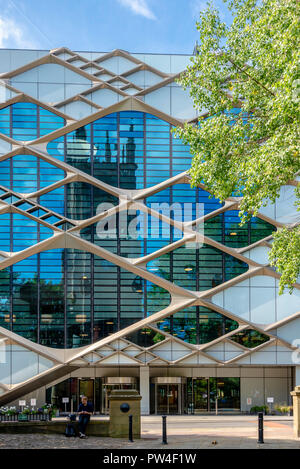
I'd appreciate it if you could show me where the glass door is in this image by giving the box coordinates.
[193,379,209,412]
[79,379,94,405]
[209,378,240,411]
[156,384,180,414]
[168,385,179,414]
[157,385,168,414]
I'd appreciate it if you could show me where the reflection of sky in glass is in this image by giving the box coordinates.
[0,103,64,141]
[0,214,53,253]
[0,155,65,193]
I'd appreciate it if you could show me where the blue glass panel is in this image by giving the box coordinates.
[12,254,38,342]
[0,103,65,142]
[0,267,10,329]
[0,213,10,251]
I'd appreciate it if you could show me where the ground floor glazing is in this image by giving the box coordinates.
[41,366,294,415]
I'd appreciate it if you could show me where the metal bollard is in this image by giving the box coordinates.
[162,415,167,445]
[129,414,133,442]
[258,412,264,444]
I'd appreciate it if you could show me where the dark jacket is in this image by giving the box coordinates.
[77,402,94,414]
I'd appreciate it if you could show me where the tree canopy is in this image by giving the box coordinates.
[175,0,300,293]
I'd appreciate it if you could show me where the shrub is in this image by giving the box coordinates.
[0,406,18,416]
[274,405,293,414]
[250,405,269,414]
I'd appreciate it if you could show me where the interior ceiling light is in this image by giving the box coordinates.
[76,314,87,323]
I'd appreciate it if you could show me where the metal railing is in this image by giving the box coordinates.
[0,412,52,422]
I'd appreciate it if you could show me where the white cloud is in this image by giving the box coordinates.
[0,15,35,48]
[117,0,156,20]
[190,0,209,18]
[190,0,227,20]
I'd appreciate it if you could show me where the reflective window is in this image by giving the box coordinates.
[204,211,275,247]
[46,111,194,190]
[230,329,269,348]
[0,268,10,330]
[0,102,65,141]
[147,243,248,291]
[152,306,238,345]
[1,249,169,348]
[0,109,277,351]
[125,328,166,347]
[0,155,65,194]
[0,213,53,252]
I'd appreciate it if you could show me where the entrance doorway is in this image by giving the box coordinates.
[46,377,95,413]
[79,378,94,403]
[156,384,179,414]
[193,378,209,412]
[47,377,138,414]
[190,378,240,412]
[151,377,187,414]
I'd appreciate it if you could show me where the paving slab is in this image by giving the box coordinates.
[0,415,298,449]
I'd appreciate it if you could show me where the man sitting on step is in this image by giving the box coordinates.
[77,395,94,438]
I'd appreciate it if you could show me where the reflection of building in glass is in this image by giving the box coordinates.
[65,121,142,347]
[0,47,297,416]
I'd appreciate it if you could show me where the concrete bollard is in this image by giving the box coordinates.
[290,385,300,438]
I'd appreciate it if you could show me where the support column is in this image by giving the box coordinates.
[139,366,150,415]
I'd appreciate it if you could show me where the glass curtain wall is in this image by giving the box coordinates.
[0,108,275,349]
[187,377,241,412]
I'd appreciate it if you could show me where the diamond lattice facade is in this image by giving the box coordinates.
[0,47,299,414]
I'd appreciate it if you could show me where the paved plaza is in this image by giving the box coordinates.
[0,415,299,449]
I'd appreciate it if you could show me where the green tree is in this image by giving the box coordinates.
[175,0,299,293]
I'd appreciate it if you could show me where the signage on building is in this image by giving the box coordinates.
[247,398,252,406]
[30,398,36,406]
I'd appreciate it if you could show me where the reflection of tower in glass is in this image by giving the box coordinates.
[65,122,142,343]
[65,127,93,346]
[120,124,138,190]
[93,124,138,191]
[105,130,111,163]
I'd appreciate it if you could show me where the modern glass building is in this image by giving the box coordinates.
[0,47,299,414]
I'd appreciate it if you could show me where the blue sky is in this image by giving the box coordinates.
[0,0,231,54]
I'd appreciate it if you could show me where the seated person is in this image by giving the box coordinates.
[77,395,94,438]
